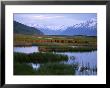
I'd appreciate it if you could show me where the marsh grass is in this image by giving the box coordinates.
[36,63,75,75]
[14,62,75,75]
[39,46,97,52]
[14,62,37,75]
[14,52,75,75]
[14,34,97,47]
[14,52,68,63]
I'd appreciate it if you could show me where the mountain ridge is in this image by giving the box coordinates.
[14,21,44,35]
[33,18,97,36]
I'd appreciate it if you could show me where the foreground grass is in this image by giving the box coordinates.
[14,52,75,75]
[14,63,75,75]
[14,52,68,63]
[36,63,75,75]
[14,63,37,75]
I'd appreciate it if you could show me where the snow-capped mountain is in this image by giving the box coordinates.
[30,18,97,36]
[32,24,68,35]
[61,18,97,36]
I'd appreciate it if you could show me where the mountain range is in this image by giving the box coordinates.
[61,18,97,36]
[14,18,97,36]
[33,18,97,36]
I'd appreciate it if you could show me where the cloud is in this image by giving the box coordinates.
[33,15,64,20]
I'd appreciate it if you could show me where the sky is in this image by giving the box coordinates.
[14,13,97,29]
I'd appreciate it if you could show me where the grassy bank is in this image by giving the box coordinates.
[14,52,68,63]
[39,46,97,52]
[14,52,75,75]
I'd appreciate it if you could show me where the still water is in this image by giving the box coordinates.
[14,46,39,53]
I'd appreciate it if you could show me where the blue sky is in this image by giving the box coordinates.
[14,13,97,29]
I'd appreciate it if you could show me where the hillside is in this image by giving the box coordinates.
[14,21,44,35]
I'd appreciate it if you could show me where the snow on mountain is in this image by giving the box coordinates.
[72,17,97,29]
[29,17,97,36]
[61,18,97,36]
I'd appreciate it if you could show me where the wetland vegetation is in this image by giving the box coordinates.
[14,34,97,75]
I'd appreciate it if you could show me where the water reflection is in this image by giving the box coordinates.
[56,51,97,75]
[56,51,97,68]
[14,46,39,54]
[28,63,40,70]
